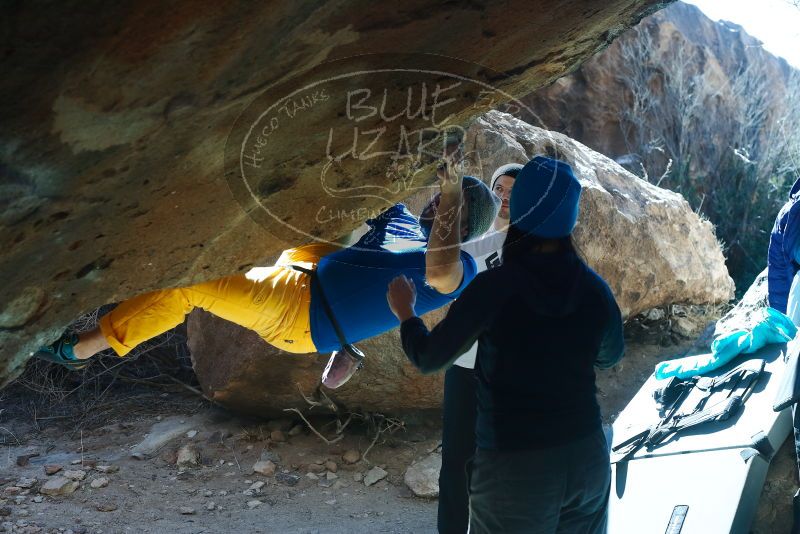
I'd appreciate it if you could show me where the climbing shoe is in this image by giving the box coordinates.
[33,331,89,370]
[321,344,365,389]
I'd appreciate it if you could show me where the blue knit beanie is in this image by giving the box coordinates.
[509,156,582,238]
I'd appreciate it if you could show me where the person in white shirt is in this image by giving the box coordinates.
[437,163,521,534]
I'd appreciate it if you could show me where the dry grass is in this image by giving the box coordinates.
[2,305,204,438]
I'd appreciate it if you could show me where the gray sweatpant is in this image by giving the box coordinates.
[468,428,610,534]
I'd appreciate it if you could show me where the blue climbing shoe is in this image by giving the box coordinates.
[34,331,89,370]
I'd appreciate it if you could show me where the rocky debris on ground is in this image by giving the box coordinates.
[39,477,79,496]
[61,471,86,482]
[307,462,325,474]
[247,500,262,509]
[130,415,206,460]
[671,316,700,338]
[643,308,666,322]
[42,465,61,476]
[403,452,441,498]
[179,506,195,515]
[14,479,36,490]
[270,430,285,443]
[319,471,339,488]
[95,465,118,474]
[90,478,109,489]
[15,454,39,467]
[252,460,276,476]
[288,424,304,437]
[176,445,201,469]
[324,460,338,473]
[342,450,360,464]
[275,473,300,487]
[95,502,118,512]
[363,467,388,487]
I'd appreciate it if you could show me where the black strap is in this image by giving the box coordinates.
[291,265,349,349]
[613,359,764,462]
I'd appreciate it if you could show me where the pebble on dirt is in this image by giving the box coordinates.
[62,470,86,481]
[275,473,300,487]
[179,506,196,515]
[95,465,119,474]
[39,477,79,496]
[363,467,388,487]
[176,445,201,468]
[95,502,118,512]
[90,477,109,489]
[15,478,36,489]
[43,465,62,476]
[252,460,276,476]
[342,450,360,464]
[403,452,442,498]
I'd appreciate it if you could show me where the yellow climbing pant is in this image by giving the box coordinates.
[98,243,339,356]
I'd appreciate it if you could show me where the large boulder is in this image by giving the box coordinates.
[0,0,669,386]
[467,111,734,318]
[187,111,734,416]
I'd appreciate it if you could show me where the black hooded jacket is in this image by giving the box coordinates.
[400,248,624,450]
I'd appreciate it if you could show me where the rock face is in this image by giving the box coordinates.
[520,2,799,291]
[187,111,733,416]
[0,0,668,386]
[522,2,795,175]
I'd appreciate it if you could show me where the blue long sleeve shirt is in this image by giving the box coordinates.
[768,178,800,314]
[311,204,477,352]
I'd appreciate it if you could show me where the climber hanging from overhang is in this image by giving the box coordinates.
[33,144,500,390]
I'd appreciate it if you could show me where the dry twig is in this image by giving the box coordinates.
[282,407,344,445]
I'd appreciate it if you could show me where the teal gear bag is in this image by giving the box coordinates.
[655,307,797,380]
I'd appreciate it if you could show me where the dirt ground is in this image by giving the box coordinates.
[0,310,796,534]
